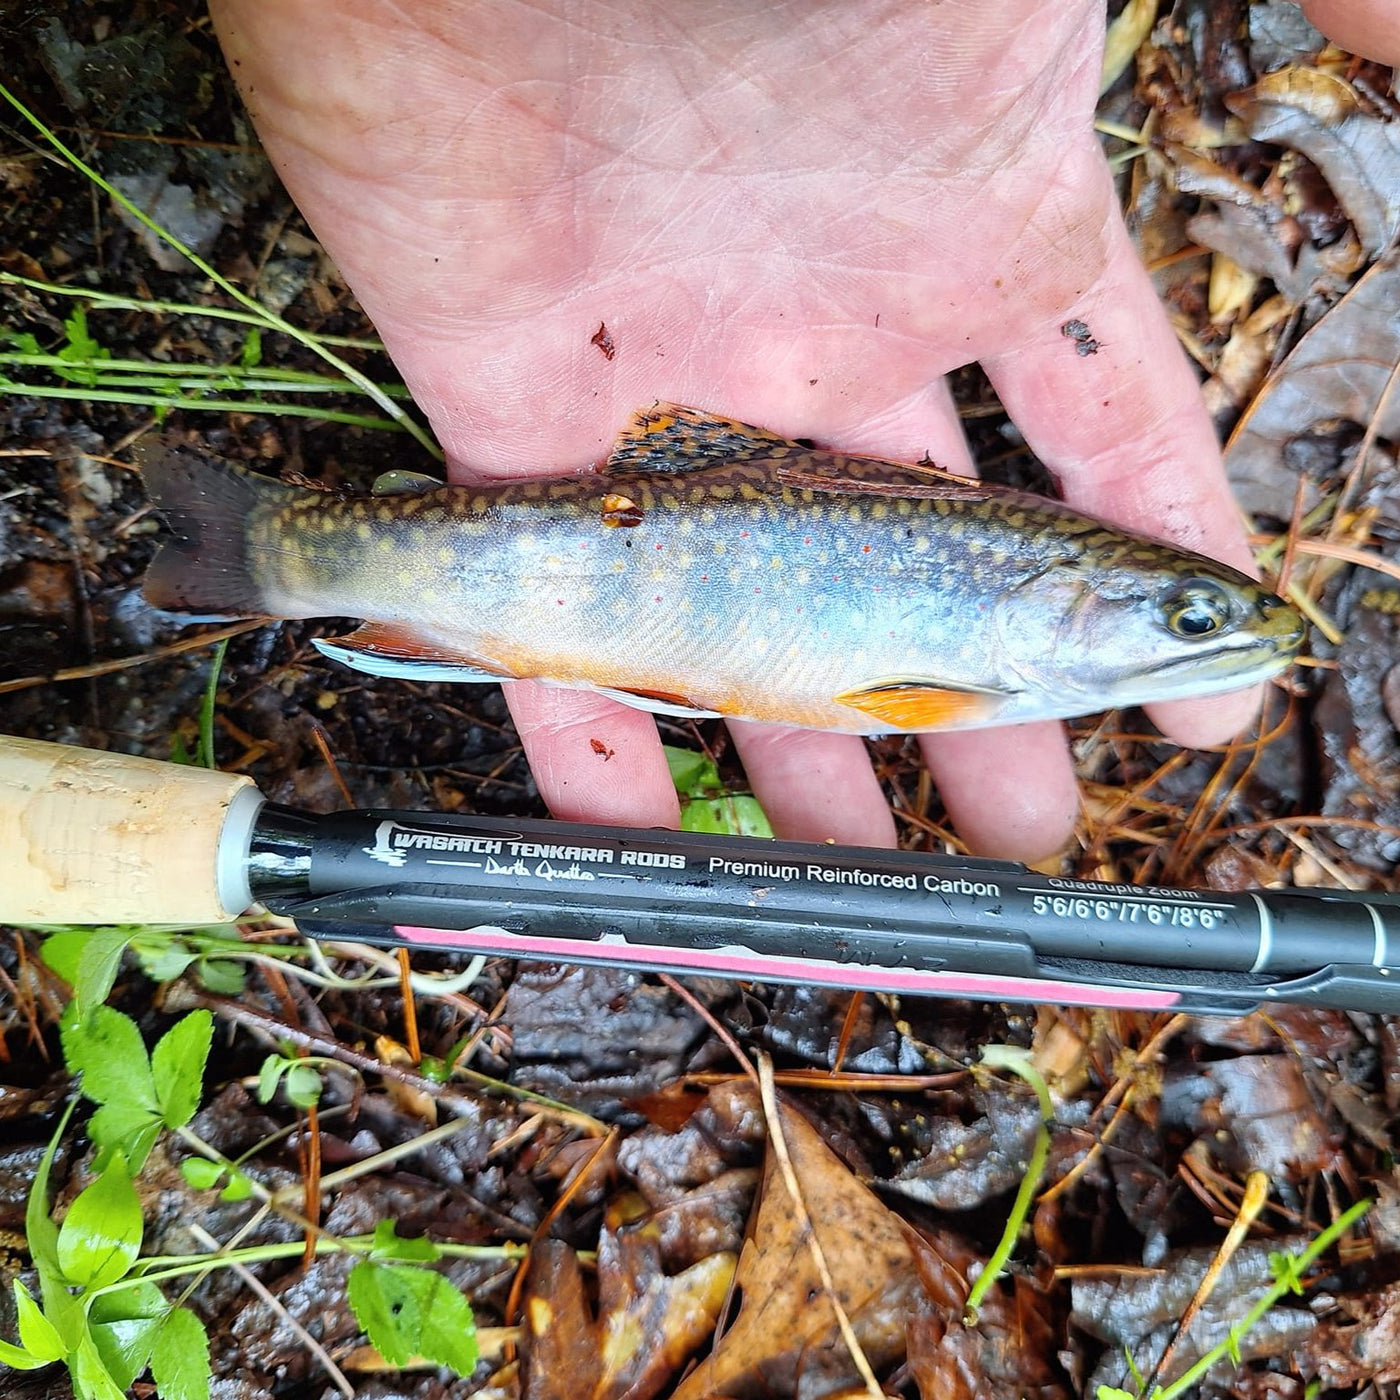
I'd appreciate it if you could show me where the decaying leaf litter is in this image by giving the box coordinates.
[1,2,1399,1397]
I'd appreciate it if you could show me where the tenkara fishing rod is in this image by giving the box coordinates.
[4,735,1396,1016]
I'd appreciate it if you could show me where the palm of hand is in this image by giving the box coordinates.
[212,0,1259,858]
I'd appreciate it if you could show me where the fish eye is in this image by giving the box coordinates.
[1163,581,1232,639]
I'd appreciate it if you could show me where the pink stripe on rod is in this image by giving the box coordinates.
[394,924,1182,1011]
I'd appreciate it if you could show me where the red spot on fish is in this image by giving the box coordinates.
[557,598,564,605]
[655,542,663,550]
[654,595,662,603]
[862,544,872,553]
[753,587,762,594]
[700,573,709,582]
[740,530,749,538]
[803,537,812,545]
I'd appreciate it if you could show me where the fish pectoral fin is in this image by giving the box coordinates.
[774,461,996,503]
[313,623,515,684]
[371,469,442,496]
[833,679,1013,731]
[589,683,723,719]
[605,403,795,475]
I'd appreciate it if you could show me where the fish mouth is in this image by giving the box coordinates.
[1146,611,1305,689]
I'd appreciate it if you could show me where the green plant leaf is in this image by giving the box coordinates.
[346,1261,477,1374]
[1097,1389,1137,1400]
[0,1336,49,1369]
[54,305,111,387]
[284,1062,323,1108]
[663,744,718,793]
[60,1005,159,1113]
[193,954,246,996]
[239,327,262,369]
[87,1102,162,1172]
[151,1011,213,1129]
[57,1156,143,1289]
[149,1306,211,1400]
[369,1219,441,1263]
[26,1101,83,1349]
[219,1168,255,1203]
[89,1282,168,1392]
[179,1158,225,1191]
[72,1330,129,1400]
[680,794,774,837]
[72,928,136,1016]
[131,935,199,984]
[39,928,89,985]
[13,1280,65,1362]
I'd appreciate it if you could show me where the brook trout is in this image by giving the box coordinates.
[138,405,1303,733]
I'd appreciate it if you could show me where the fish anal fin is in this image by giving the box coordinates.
[833,680,1010,731]
[314,622,516,684]
[606,403,795,475]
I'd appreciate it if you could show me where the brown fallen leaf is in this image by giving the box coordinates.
[1227,66,1400,255]
[671,1089,922,1400]
[522,1196,736,1400]
[1224,241,1400,517]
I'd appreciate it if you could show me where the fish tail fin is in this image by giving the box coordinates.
[136,442,294,616]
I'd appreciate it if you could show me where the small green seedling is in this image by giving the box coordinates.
[664,744,773,837]
[4,1003,489,1398]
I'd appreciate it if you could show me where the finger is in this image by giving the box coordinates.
[504,682,681,828]
[981,161,1263,747]
[727,724,897,846]
[919,723,1079,861]
[1301,0,1400,64]
[836,381,1082,860]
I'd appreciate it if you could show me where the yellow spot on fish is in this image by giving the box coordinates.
[701,508,717,526]
[871,502,888,520]
[769,556,783,571]
[661,493,679,510]
[713,540,726,556]
[912,537,929,553]
[896,500,911,516]
[356,522,372,541]
[703,614,717,630]
[739,483,762,502]
[796,567,811,585]
[320,516,337,533]
[848,505,863,522]
[437,546,453,563]
[378,538,394,554]
[678,518,694,535]
[397,570,412,587]
[422,589,438,603]
[728,567,742,584]
[611,559,627,574]
[377,506,395,522]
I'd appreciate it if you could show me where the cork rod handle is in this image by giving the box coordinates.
[0,736,262,925]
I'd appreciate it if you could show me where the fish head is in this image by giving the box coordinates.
[995,543,1305,710]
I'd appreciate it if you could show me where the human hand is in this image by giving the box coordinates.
[209,0,1263,859]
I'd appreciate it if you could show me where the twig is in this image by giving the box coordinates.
[0,619,266,693]
[757,1053,884,1400]
[187,1222,355,1400]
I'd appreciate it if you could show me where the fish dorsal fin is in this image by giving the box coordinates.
[606,403,999,502]
[605,404,796,475]
[774,459,997,503]
[833,678,1013,731]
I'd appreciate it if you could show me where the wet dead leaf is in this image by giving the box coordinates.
[671,1091,920,1400]
[1224,241,1400,516]
[521,1196,736,1400]
[1298,1279,1400,1387]
[1228,67,1400,254]
[1160,1053,1337,1179]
